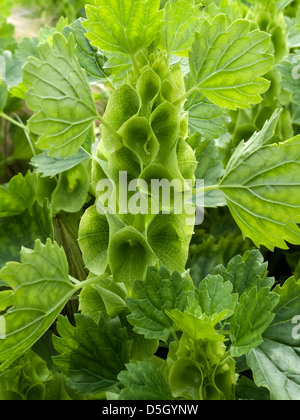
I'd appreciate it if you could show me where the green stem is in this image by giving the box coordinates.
[74,271,111,291]
[0,112,29,131]
[97,112,122,143]
[193,185,220,194]
[14,113,36,156]
[130,53,141,77]
[173,86,197,106]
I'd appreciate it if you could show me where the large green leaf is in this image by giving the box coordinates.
[53,313,132,396]
[189,14,273,110]
[229,287,279,357]
[84,0,164,56]
[247,277,300,400]
[23,33,98,157]
[0,240,78,368]
[127,266,191,341]
[160,0,202,56]
[218,111,300,250]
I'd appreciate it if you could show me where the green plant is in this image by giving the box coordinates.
[0,0,300,401]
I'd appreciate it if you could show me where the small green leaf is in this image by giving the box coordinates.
[213,249,274,296]
[62,18,108,80]
[0,171,36,218]
[198,274,238,319]
[0,201,53,270]
[31,149,90,178]
[53,313,132,396]
[189,14,273,109]
[127,266,191,341]
[23,33,98,157]
[0,239,77,368]
[84,0,164,56]
[229,287,279,357]
[168,308,226,342]
[117,361,173,400]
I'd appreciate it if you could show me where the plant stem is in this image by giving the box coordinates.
[14,113,36,156]
[75,271,111,291]
[97,112,122,143]
[193,184,220,194]
[0,112,29,131]
[130,53,141,77]
[173,86,197,106]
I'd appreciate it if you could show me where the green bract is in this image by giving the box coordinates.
[0,0,300,401]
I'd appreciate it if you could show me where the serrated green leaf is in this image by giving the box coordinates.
[53,313,132,396]
[247,339,300,401]
[117,361,173,400]
[0,171,36,218]
[127,266,191,341]
[62,18,108,81]
[160,0,203,56]
[23,33,98,158]
[31,149,90,178]
[84,0,164,56]
[0,51,22,91]
[0,201,53,270]
[247,277,300,400]
[218,111,300,250]
[213,249,274,296]
[186,95,231,140]
[198,274,238,319]
[189,14,273,110]
[189,234,253,287]
[0,240,77,368]
[168,308,226,342]
[230,287,279,357]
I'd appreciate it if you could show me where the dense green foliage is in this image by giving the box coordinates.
[0,0,300,401]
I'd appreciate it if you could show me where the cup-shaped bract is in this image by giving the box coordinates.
[119,116,159,165]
